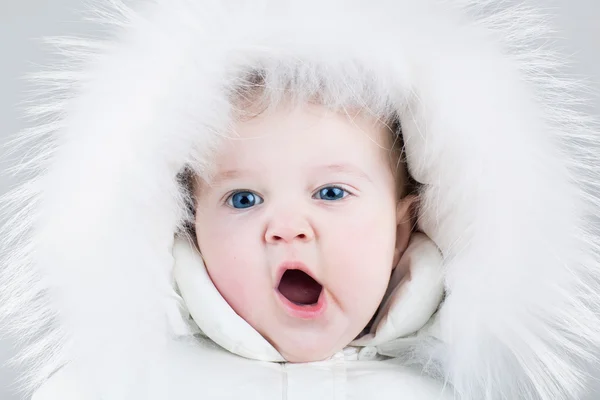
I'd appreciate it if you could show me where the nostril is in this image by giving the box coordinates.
[266,230,311,243]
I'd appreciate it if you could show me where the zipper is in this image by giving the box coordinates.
[332,351,347,400]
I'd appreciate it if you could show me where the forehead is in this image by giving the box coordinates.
[212,104,393,170]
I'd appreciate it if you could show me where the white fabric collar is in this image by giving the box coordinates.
[173,232,444,361]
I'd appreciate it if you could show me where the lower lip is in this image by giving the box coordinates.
[276,289,327,320]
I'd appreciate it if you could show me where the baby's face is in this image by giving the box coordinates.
[194,104,413,362]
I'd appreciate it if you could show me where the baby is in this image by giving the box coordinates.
[188,94,417,362]
[7,2,599,400]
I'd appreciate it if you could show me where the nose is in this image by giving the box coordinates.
[264,213,315,244]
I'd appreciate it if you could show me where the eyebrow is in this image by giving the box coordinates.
[209,169,245,186]
[209,163,372,186]
[314,163,372,182]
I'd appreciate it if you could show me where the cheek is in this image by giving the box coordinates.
[195,212,264,314]
[329,204,397,263]
[325,205,397,305]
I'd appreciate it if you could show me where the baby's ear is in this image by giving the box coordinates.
[392,195,418,268]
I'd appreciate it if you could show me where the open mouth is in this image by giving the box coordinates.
[277,269,323,306]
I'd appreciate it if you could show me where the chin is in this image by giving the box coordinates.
[275,336,343,363]
[279,349,334,363]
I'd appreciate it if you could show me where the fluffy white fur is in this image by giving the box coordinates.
[1,0,599,399]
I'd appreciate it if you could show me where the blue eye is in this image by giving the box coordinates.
[314,186,348,201]
[227,191,263,209]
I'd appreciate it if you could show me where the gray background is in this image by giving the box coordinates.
[1,0,599,399]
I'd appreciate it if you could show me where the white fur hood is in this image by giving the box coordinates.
[1,1,600,400]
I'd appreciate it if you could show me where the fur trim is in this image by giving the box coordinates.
[1,1,599,399]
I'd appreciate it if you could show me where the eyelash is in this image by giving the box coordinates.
[312,185,352,200]
[223,189,258,206]
[223,185,354,207]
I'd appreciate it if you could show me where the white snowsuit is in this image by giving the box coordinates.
[34,234,450,400]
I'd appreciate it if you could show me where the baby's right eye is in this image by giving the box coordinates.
[226,191,264,209]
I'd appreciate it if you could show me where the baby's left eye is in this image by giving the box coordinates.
[313,186,349,201]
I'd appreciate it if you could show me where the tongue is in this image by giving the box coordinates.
[278,269,322,305]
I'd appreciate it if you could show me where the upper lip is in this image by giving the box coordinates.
[274,261,321,288]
